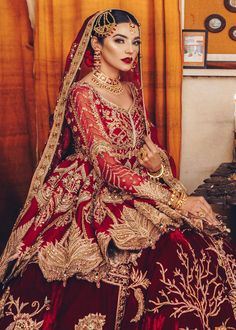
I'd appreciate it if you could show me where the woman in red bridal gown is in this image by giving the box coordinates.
[0,9,235,330]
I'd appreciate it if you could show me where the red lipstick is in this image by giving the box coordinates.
[121,57,132,64]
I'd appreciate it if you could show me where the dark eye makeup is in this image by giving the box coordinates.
[114,38,141,46]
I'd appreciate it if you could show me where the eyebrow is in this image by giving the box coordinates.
[112,34,140,40]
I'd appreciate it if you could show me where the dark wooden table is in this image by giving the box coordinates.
[192,162,236,242]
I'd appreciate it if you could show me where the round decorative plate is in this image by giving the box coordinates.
[204,14,226,33]
[229,26,236,41]
[224,0,236,12]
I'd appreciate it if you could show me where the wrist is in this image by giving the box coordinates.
[147,164,164,179]
[168,190,188,209]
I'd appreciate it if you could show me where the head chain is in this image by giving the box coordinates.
[93,10,117,37]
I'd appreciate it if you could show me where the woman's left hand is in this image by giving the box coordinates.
[137,136,162,172]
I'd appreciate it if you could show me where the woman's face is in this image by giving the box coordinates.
[97,22,141,74]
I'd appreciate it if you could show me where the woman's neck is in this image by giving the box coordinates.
[99,64,120,80]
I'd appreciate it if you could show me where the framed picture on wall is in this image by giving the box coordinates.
[224,0,236,12]
[182,29,208,68]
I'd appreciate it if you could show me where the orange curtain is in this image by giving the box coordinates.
[34,0,182,174]
[0,0,35,250]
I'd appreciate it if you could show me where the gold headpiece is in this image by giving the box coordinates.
[93,11,117,37]
[129,20,136,34]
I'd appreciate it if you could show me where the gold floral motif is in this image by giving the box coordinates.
[134,200,182,229]
[110,206,161,250]
[3,293,50,330]
[214,319,236,330]
[206,237,236,319]
[74,312,106,330]
[0,219,35,282]
[38,222,104,285]
[149,245,231,330]
[156,146,187,194]
[0,287,10,318]
[53,209,73,228]
[128,268,151,323]
[135,180,172,205]
[103,263,131,330]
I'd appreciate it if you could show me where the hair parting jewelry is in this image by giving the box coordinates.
[93,11,117,37]
[128,19,136,34]
[91,70,124,95]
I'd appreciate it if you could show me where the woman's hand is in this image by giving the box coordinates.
[137,136,162,172]
[180,196,219,226]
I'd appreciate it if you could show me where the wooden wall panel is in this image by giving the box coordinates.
[185,0,236,54]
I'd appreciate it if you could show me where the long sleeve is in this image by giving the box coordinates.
[68,85,171,204]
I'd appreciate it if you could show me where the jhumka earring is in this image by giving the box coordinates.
[93,49,101,71]
[131,57,138,72]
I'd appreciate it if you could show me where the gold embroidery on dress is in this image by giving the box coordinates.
[3,293,50,329]
[110,206,161,250]
[0,287,10,318]
[0,219,35,282]
[75,312,106,330]
[149,245,231,330]
[128,268,151,323]
[38,222,104,286]
[135,180,171,205]
[155,146,187,194]
[134,201,182,229]
[206,237,236,319]
[214,318,235,329]
[103,264,131,330]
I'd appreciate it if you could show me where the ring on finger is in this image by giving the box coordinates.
[197,209,206,218]
[138,148,148,160]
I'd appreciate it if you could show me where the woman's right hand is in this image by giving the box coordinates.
[180,196,219,226]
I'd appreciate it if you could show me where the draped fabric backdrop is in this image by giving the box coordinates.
[0,0,35,251]
[0,0,182,250]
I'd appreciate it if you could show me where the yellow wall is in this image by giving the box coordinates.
[185,0,236,54]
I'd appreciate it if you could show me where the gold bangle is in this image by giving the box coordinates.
[147,164,164,179]
[168,190,188,209]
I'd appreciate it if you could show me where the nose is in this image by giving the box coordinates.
[125,41,134,54]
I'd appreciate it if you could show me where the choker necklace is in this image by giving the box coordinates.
[91,70,124,95]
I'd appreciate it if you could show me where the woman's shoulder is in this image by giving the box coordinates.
[69,80,94,102]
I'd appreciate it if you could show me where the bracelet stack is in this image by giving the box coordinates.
[168,190,188,209]
[147,164,164,179]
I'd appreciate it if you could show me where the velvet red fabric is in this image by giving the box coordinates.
[0,229,235,329]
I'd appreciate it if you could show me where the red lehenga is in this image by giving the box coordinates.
[0,10,235,330]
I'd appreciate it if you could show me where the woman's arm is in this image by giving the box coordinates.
[69,85,172,205]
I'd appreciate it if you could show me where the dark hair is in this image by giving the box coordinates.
[92,9,139,45]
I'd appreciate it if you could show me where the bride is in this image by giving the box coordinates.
[0,9,235,330]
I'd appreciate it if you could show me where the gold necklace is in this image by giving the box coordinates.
[91,70,124,95]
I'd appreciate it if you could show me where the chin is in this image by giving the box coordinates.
[118,64,132,72]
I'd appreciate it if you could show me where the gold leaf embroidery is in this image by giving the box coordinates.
[110,206,160,250]
[134,200,182,229]
[0,218,35,282]
[135,180,172,205]
[0,287,10,318]
[128,268,151,323]
[206,238,236,319]
[103,264,131,329]
[74,312,106,330]
[38,222,104,285]
[4,293,50,330]
[149,245,231,330]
